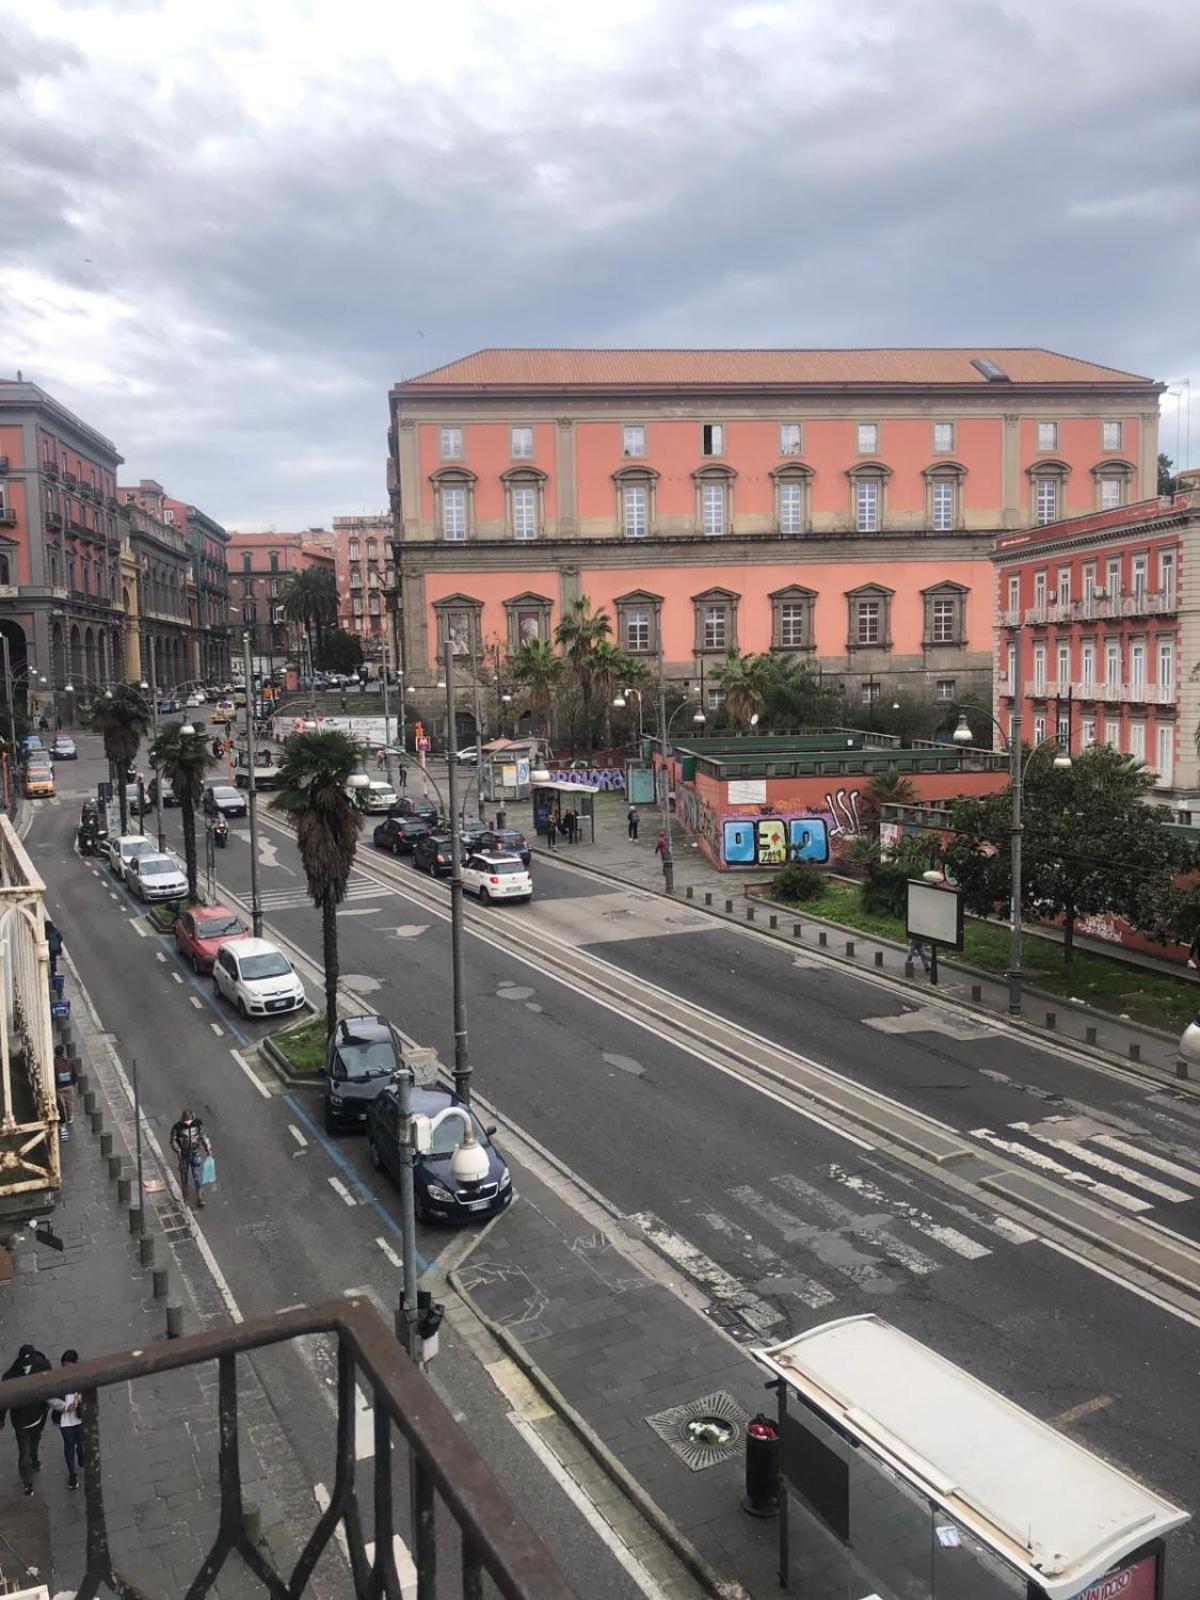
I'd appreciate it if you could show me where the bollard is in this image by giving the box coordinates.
[792,922,802,938]
[875,950,884,968]
[139,1235,155,1268]
[1085,1026,1097,1046]
[1178,1057,1190,1080]
[818,931,827,947]
[107,1155,123,1181]
[99,1131,113,1159]
[971,984,982,1002]
[153,1266,169,1299]
[90,1110,104,1135]
[746,907,755,922]
[743,1415,780,1518]
[769,914,777,930]
[166,1303,184,1340]
[1045,1011,1056,1030]
[128,1206,143,1237]
[117,1177,132,1206]
[845,940,855,957]
[75,1070,89,1095]
[704,892,712,907]
[82,1090,97,1116]
[1129,1042,1141,1063]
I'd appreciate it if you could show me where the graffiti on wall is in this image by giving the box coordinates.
[823,788,864,839]
[547,767,625,792]
[722,815,832,867]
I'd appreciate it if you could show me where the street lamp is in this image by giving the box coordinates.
[613,686,645,738]
[443,640,471,1105]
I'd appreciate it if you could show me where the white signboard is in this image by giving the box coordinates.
[272,715,390,744]
[905,880,964,949]
[879,821,902,860]
[727,779,768,806]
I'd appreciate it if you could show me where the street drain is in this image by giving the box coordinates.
[645,1391,748,1471]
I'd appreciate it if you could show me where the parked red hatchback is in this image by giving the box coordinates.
[175,904,251,974]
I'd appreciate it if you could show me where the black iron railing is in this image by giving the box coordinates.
[0,1297,576,1600]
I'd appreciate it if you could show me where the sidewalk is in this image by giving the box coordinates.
[532,795,1195,1085]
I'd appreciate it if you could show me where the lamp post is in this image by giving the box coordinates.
[145,642,166,852]
[380,632,397,791]
[443,640,471,1104]
[395,1100,484,1358]
[612,686,645,739]
[242,634,263,937]
[655,645,674,894]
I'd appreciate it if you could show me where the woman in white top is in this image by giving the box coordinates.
[49,1348,85,1488]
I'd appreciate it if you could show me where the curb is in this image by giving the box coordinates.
[448,1262,749,1600]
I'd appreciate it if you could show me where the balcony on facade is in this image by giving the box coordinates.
[1071,679,1177,706]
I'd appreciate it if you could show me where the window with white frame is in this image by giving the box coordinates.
[779,604,806,648]
[1159,548,1176,602]
[1081,642,1095,686]
[770,585,815,651]
[1056,710,1070,743]
[1057,566,1071,607]
[441,486,467,540]
[1130,641,1146,687]
[512,486,537,541]
[847,586,892,649]
[615,591,660,655]
[1033,714,1046,742]
[1034,474,1059,525]
[1032,643,1046,690]
[779,480,804,534]
[857,600,880,645]
[623,483,647,539]
[626,607,650,652]
[932,478,955,531]
[1106,556,1121,596]
[1100,476,1124,511]
[1082,563,1096,601]
[932,598,956,643]
[856,478,880,532]
[440,427,463,459]
[857,422,878,453]
[936,678,956,701]
[1105,717,1120,745]
[1102,420,1123,450]
[1105,639,1121,684]
[703,604,727,649]
[1006,641,1016,684]
[1156,724,1174,780]
[348,541,360,561]
[622,425,645,457]
[1007,574,1020,612]
[1034,570,1047,607]
[511,426,534,459]
[706,687,724,711]
[1129,721,1146,761]
[1037,421,1058,451]
[1131,553,1147,595]
[1082,716,1096,745]
[1157,638,1174,688]
[779,423,802,455]
[702,480,726,536]
[861,680,880,707]
[693,589,739,653]
[932,422,954,453]
[701,423,724,456]
[1057,643,1070,686]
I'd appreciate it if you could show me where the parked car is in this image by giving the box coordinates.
[203,784,247,819]
[157,697,180,715]
[24,769,55,799]
[367,1085,512,1223]
[477,827,531,867]
[174,904,250,973]
[390,795,439,825]
[322,1014,401,1132]
[125,782,152,817]
[51,736,77,761]
[460,851,533,905]
[354,780,399,814]
[148,775,177,807]
[107,834,158,882]
[184,691,205,708]
[454,747,480,764]
[412,832,456,877]
[20,735,44,756]
[126,853,189,903]
[372,816,430,856]
[458,817,490,853]
[212,938,306,1018]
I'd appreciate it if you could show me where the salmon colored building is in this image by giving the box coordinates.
[325,514,394,649]
[387,349,1164,744]
[227,531,336,667]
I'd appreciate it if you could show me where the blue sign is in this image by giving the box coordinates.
[50,999,71,1019]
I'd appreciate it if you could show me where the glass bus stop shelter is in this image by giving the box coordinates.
[755,1316,1186,1600]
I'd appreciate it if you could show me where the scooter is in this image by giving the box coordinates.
[209,818,229,850]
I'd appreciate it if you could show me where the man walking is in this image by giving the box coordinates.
[905,935,931,978]
[1,1343,52,1495]
[627,805,640,841]
[54,1052,77,1140]
[170,1108,213,1209]
[49,1349,85,1489]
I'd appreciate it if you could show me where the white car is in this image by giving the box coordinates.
[454,747,480,764]
[356,780,398,814]
[460,851,533,905]
[212,938,307,1019]
[107,834,158,883]
[185,691,205,707]
[127,853,189,903]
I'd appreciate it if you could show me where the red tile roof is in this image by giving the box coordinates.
[398,348,1157,391]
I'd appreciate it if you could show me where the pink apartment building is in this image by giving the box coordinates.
[387,348,1164,742]
[227,531,336,665]
[325,515,394,649]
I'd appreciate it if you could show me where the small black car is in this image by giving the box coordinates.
[412,832,455,877]
[390,795,439,825]
[372,816,431,856]
[148,776,177,807]
[478,827,531,867]
[323,1014,400,1132]
[367,1085,513,1223]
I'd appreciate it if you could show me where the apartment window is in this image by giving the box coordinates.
[1037,421,1058,452]
[1104,717,1120,746]
[1129,721,1146,761]
[1102,420,1123,451]
[1131,553,1147,595]
[1081,642,1095,686]
[1082,716,1096,745]
[861,680,880,708]
[779,480,803,535]
[779,423,802,455]
[1032,643,1046,690]
[1056,710,1070,744]
[706,687,724,712]
[704,605,727,649]
[936,678,956,701]
[615,590,661,655]
[1007,574,1020,613]
[857,602,879,644]
[1034,475,1059,525]
[1105,557,1121,597]
[1033,714,1047,743]
[1057,567,1071,608]
[269,552,279,574]
[1157,638,1175,687]
[923,582,967,647]
[1006,641,1016,685]
[626,607,650,652]
[932,422,955,453]
[442,486,467,541]
[1100,476,1123,511]
[1159,549,1176,602]
[503,592,553,652]
[1034,570,1047,608]
[348,542,360,561]
[1105,640,1121,684]
[502,467,546,539]
[1130,641,1146,688]
[846,585,892,650]
[702,481,726,536]
[770,585,816,651]
[857,422,878,453]
[623,483,647,538]
[1057,643,1070,686]
[1157,724,1174,781]
[779,604,805,648]
[622,425,645,458]
[701,423,724,456]
[439,427,463,459]
[692,588,738,653]
[932,478,955,532]
[856,478,879,532]
[510,426,534,459]
[512,486,537,541]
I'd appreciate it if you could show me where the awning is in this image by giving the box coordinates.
[531,780,600,795]
[755,1316,1187,1600]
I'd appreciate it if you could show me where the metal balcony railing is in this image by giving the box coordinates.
[0,1297,575,1600]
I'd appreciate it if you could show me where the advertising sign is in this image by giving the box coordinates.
[1071,1550,1158,1600]
[905,880,964,950]
[728,779,767,806]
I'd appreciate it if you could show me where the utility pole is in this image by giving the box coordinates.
[656,643,674,894]
[443,640,471,1104]
[148,639,165,852]
[1,635,15,809]
[380,631,397,790]
[243,635,263,937]
[394,1059,417,1355]
[1008,633,1023,1016]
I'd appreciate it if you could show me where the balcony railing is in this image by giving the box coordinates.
[999,608,1021,627]
[0,1297,574,1599]
[1070,680,1176,706]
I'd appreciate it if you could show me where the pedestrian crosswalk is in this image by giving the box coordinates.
[254,872,396,913]
[629,1161,1012,1343]
[970,1116,1200,1220]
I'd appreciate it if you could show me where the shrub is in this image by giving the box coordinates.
[772,859,825,903]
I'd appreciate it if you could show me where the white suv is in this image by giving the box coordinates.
[460,851,533,905]
[212,938,307,1019]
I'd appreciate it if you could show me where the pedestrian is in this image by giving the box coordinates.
[1,1343,52,1495]
[212,737,223,759]
[627,805,640,841]
[37,715,49,735]
[377,748,386,770]
[44,919,63,978]
[544,805,558,850]
[49,1350,85,1489]
[905,935,931,978]
[396,763,407,788]
[54,1052,77,1139]
[564,807,578,843]
[170,1107,212,1209]
[654,828,668,859]
[340,693,348,713]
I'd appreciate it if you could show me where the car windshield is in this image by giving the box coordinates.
[213,788,239,801]
[240,952,291,980]
[428,1110,489,1157]
[492,832,526,848]
[336,1037,396,1081]
[197,916,243,939]
[141,860,178,878]
[125,841,155,857]
[487,861,525,875]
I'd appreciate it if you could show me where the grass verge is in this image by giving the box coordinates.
[270,1016,327,1076]
[769,879,1195,1035]
[145,896,204,933]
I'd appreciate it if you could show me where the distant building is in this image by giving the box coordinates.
[326,514,393,650]
[227,530,336,666]
[116,480,194,692]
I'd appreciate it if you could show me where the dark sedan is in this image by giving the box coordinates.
[478,827,531,867]
[323,1014,400,1132]
[372,816,431,856]
[412,832,455,877]
[390,795,439,826]
[367,1085,513,1223]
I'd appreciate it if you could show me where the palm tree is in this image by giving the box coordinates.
[281,568,338,667]
[271,730,363,1037]
[509,638,563,736]
[87,684,152,833]
[859,771,918,837]
[587,641,639,750]
[555,597,612,748]
[711,651,773,732]
[150,721,214,902]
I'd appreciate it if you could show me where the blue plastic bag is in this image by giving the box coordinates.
[200,1154,216,1188]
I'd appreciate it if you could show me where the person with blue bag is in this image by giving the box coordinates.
[170,1107,213,1209]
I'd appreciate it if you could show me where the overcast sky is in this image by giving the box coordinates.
[2,0,1197,528]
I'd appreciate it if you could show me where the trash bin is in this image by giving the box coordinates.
[50,973,66,999]
[743,1413,780,1517]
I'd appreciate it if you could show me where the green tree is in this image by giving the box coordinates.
[585,640,643,749]
[149,721,214,903]
[859,771,918,834]
[944,743,1184,969]
[509,637,564,737]
[271,730,363,1037]
[1158,452,1177,495]
[282,568,338,666]
[316,628,365,675]
[87,684,152,834]
[711,651,774,731]
[554,597,612,748]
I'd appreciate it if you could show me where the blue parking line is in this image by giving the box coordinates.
[284,1093,428,1270]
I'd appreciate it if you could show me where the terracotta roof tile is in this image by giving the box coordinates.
[398,347,1155,390]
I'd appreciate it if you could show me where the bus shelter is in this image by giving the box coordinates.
[531,780,598,845]
[755,1316,1186,1600]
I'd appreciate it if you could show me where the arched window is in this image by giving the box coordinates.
[500,466,547,542]
[430,467,476,543]
[923,461,967,533]
[770,464,813,536]
[1092,458,1135,513]
[845,462,892,533]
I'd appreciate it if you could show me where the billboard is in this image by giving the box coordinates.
[905,880,964,949]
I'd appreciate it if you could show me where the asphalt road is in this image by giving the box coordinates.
[41,741,1200,1591]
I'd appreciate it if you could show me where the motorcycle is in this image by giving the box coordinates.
[208,817,229,850]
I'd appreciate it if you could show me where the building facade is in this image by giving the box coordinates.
[182,504,232,683]
[993,491,1200,798]
[0,378,125,710]
[327,515,394,650]
[387,348,1164,741]
[117,480,195,692]
[227,531,336,667]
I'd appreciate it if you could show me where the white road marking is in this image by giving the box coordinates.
[968,1129,1154,1214]
[108,891,119,901]
[312,1483,351,1563]
[189,995,203,1009]
[289,1124,309,1149]
[1040,1239,1200,1332]
[229,1047,271,1100]
[155,950,167,963]
[770,1173,939,1277]
[989,1216,1039,1245]
[362,1535,417,1598]
[128,917,148,937]
[328,1176,357,1207]
[1092,1133,1200,1189]
[355,1384,374,1461]
[628,1212,783,1332]
[699,1209,835,1309]
[376,1236,403,1270]
[210,1022,223,1036]
[827,1165,991,1261]
[171,971,183,984]
[1013,1124,1192,1204]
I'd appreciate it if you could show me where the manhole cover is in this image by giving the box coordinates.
[645,1391,749,1471]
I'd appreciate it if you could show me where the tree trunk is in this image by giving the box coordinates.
[114,758,129,834]
[1063,906,1075,972]
[321,893,338,1038]
[181,800,197,901]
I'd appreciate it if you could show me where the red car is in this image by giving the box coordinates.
[175,904,251,974]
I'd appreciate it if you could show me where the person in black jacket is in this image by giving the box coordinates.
[1,1343,53,1494]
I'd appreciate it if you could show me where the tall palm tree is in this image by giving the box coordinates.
[586,641,638,750]
[87,684,151,833]
[271,729,363,1038]
[712,651,774,732]
[149,721,214,902]
[509,638,563,736]
[281,568,338,667]
[554,597,611,748]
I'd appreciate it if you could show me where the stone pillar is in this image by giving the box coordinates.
[1002,413,1022,528]
[555,419,577,537]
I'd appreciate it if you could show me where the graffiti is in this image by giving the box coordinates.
[721,815,831,867]
[1077,909,1123,944]
[823,787,864,839]
[547,767,625,792]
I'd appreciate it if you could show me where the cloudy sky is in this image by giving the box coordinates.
[2,0,1197,528]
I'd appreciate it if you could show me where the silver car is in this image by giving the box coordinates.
[126,853,189,903]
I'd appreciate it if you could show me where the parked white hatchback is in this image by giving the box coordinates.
[126,853,189,903]
[212,938,307,1019]
[460,851,533,905]
[107,834,158,883]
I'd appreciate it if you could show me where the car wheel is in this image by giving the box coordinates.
[428,860,437,877]
[237,996,249,1020]
[367,1136,383,1171]
[212,975,222,1000]
[324,1105,338,1135]
[414,1191,430,1224]
[192,952,203,976]
[479,887,490,906]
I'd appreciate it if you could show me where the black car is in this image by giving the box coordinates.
[124,782,152,817]
[203,784,248,819]
[148,776,177,807]
[458,817,490,853]
[391,795,439,826]
[323,1014,400,1132]
[372,816,431,856]
[367,1085,513,1223]
[478,827,531,867]
[412,832,455,877]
